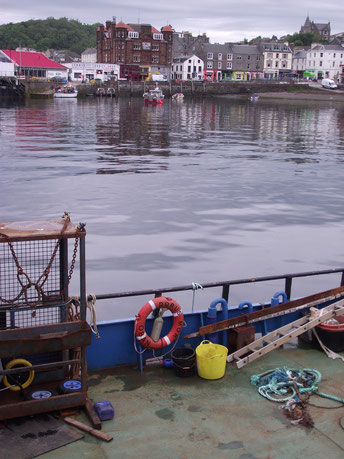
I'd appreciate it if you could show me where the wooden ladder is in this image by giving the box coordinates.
[226,300,344,369]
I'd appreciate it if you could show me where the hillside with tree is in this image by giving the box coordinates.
[0,17,100,54]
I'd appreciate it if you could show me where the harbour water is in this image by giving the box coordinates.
[1,96,344,320]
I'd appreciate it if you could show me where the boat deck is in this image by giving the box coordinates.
[42,342,343,459]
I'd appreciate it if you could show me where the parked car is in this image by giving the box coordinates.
[321,78,337,89]
[50,76,67,83]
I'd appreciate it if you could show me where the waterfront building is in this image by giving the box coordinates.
[231,45,264,80]
[199,43,234,81]
[172,31,209,57]
[260,42,292,79]
[171,55,203,80]
[292,49,308,78]
[97,18,173,81]
[300,16,331,41]
[0,52,15,77]
[65,62,120,82]
[0,49,68,80]
[305,43,344,80]
[81,48,97,63]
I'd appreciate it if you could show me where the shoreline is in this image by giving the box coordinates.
[219,89,344,103]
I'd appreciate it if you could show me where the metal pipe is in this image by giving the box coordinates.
[88,268,344,302]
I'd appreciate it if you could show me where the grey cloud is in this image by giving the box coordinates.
[0,1,343,43]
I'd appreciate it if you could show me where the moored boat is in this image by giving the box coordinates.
[172,92,184,101]
[96,87,106,97]
[143,84,164,105]
[1,217,344,457]
[53,84,78,98]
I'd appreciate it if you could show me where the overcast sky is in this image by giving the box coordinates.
[1,1,343,43]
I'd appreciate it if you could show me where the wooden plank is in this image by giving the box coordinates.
[184,286,344,338]
[64,417,113,442]
[84,398,102,430]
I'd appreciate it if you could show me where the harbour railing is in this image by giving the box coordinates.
[90,268,344,304]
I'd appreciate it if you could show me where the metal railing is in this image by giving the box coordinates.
[90,268,344,304]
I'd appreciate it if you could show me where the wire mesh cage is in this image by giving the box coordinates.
[0,218,83,330]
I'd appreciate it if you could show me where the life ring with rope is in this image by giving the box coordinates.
[135,296,184,349]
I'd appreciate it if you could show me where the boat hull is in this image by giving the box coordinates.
[54,92,78,98]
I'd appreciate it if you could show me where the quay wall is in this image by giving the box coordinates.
[2,78,331,98]
[21,80,312,98]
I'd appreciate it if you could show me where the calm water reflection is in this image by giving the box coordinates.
[1,96,344,319]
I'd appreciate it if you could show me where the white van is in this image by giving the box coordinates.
[321,78,338,89]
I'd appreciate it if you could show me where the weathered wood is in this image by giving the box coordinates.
[184,286,344,339]
[227,302,344,368]
[64,417,113,442]
[84,398,102,430]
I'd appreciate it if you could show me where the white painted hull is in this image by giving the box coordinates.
[54,91,78,98]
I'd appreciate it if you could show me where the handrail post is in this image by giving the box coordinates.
[222,283,230,303]
[285,276,292,300]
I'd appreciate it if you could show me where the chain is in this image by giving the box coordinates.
[0,214,84,307]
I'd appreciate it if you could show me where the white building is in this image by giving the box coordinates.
[306,43,344,80]
[172,55,204,81]
[0,52,15,77]
[292,49,307,76]
[65,62,120,82]
[261,42,293,78]
[81,48,97,63]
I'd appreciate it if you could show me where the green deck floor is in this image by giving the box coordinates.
[42,342,343,459]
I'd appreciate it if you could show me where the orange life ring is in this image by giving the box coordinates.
[135,296,184,349]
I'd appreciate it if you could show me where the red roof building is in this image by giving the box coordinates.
[0,50,68,79]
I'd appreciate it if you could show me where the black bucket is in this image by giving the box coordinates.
[171,348,196,377]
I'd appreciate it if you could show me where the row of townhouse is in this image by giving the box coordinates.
[96,18,296,81]
[172,42,293,81]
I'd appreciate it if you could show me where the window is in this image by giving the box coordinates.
[282,54,287,59]
[320,61,322,67]
[152,56,159,63]
[227,54,232,60]
[267,52,273,58]
[187,74,191,79]
[207,61,213,69]
[320,53,323,57]
[133,43,141,50]
[334,53,336,58]
[133,55,140,62]
[333,62,335,67]
[153,33,163,40]
[247,64,250,69]
[267,60,272,68]
[207,52,213,59]
[198,66,202,72]
[226,62,232,69]
[275,62,279,68]
[218,62,222,69]
[188,65,191,72]
[218,53,222,60]
[237,55,242,60]
[276,53,279,58]
[128,31,139,38]
[152,44,160,51]
[282,60,287,68]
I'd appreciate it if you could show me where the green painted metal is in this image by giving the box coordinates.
[39,344,344,459]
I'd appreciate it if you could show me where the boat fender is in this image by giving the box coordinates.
[135,296,184,349]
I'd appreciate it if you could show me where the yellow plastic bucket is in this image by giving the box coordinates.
[196,340,228,380]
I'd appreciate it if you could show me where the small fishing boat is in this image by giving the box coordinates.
[106,87,116,97]
[96,87,106,97]
[143,84,164,105]
[1,216,344,458]
[172,92,184,101]
[53,84,78,98]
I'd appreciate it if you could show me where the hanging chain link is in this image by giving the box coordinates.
[0,214,84,307]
